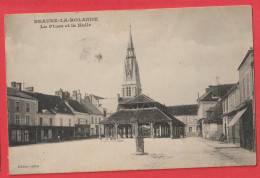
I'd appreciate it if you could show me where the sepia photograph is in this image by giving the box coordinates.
[5,6,256,175]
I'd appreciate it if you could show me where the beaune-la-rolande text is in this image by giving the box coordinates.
[34,17,98,23]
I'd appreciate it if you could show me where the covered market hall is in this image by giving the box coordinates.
[100,94,184,139]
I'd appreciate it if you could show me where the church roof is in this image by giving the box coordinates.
[128,26,134,49]
[119,94,158,105]
[100,107,183,125]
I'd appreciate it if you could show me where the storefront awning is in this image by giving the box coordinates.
[228,108,247,127]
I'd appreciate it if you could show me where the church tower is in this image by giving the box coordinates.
[121,26,142,98]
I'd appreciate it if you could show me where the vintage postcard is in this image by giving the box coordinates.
[5,6,256,175]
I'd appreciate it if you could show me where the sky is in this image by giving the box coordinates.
[5,6,253,111]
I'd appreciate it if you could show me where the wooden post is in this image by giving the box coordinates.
[123,126,126,138]
[99,124,102,139]
[150,122,154,139]
[159,125,162,137]
[35,127,38,143]
[74,127,76,139]
[114,123,119,139]
[168,121,173,139]
[134,121,139,137]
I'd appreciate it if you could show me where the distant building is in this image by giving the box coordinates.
[167,104,199,137]
[198,84,235,140]
[7,84,38,146]
[203,101,223,140]
[55,89,105,138]
[25,90,75,142]
[81,94,105,137]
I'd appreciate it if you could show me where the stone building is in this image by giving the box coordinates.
[198,84,235,140]
[80,94,105,137]
[221,83,241,145]
[167,104,199,137]
[236,48,254,150]
[25,91,75,142]
[7,83,38,146]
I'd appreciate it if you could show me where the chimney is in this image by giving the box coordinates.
[11,82,16,88]
[16,83,22,91]
[25,87,34,92]
[84,93,89,101]
[197,92,200,100]
[63,91,70,100]
[77,89,81,102]
[103,108,107,118]
[55,88,63,99]
[216,76,219,85]
[72,90,77,100]
[117,93,120,101]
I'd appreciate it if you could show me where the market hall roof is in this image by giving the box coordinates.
[118,94,158,105]
[167,104,198,116]
[24,92,74,115]
[7,87,36,100]
[100,107,184,125]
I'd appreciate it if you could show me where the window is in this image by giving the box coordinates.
[126,87,129,96]
[15,114,21,125]
[99,118,101,123]
[26,115,30,125]
[25,103,30,112]
[60,118,63,126]
[189,127,192,133]
[95,118,97,124]
[50,118,52,126]
[15,102,20,111]
[39,117,43,126]
[91,117,93,124]
[69,119,71,126]
[242,78,246,100]
[41,130,44,140]
[86,120,88,125]
[129,87,131,96]
[17,130,22,142]
[25,130,29,142]
[11,130,16,141]
[48,129,52,139]
[246,73,250,97]
[78,118,80,125]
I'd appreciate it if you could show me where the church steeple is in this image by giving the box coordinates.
[122,26,142,98]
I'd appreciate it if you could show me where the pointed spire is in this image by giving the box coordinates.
[128,24,134,49]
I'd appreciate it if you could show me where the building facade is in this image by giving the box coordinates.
[237,48,254,150]
[167,104,199,137]
[7,85,38,146]
[221,83,241,145]
[198,84,235,140]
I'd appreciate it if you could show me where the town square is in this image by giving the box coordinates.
[4,6,256,175]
